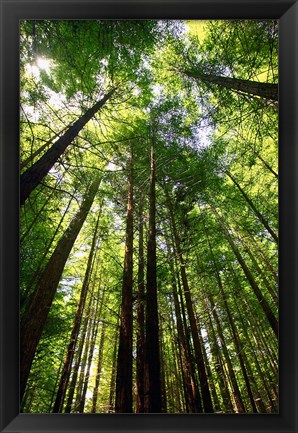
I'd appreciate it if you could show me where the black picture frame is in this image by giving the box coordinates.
[0,0,297,432]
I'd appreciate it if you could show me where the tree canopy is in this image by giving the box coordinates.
[20,19,278,414]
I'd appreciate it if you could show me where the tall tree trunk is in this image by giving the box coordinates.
[20,89,115,205]
[208,294,246,413]
[144,131,162,413]
[64,276,97,413]
[74,308,93,412]
[90,318,107,413]
[164,227,200,413]
[205,308,234,412]
[115,156,134,413]
[20,126,67,171]
[239,234,278,304]
[136,204,145,413]
[53,212,101,412]
[109,317,120,413]
[203,226,257,412]
[20,175,101,399]
[181,69,278,101]
[165,187,213,413]
[226,171,278,243]
[214,212,278,337]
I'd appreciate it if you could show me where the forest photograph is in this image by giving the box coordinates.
[20,19,278,414]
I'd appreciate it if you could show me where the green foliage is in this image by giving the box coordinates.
[20,19,278,414]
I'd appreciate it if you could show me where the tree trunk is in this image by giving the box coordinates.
[115,156,134,413]
[53,212,101,412]
[136,204,145,413]
[164,227,200,413]
[144,130,162,413]
[20,89,115,205]
[206,308,234,412]
[64,277,96,413]
[20,126,68,171]
[182,69,278,101]
[208,294,246,413]
[215,213,278,337]
[143,132,162,413]
[20,175,101,399]
[226,171,278,243]
[74,308,93,412]
[109,318,120,413]
[90,319,107,413]
[165,187,213,413]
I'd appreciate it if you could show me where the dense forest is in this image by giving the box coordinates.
[20,19,278,414]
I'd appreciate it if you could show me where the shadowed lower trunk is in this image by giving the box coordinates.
[20,175,101,400]
[115,157,134,413]
[144,130,162,413]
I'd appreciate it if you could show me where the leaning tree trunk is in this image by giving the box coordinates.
[20,88,115,205]
[226,171,278,243]
[181,69,278,101]
[115,156,134,413]
[144,130,162,413]
[214,211,278,337]
[20,175,101,399]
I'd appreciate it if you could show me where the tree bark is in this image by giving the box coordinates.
[144,131,162,413]
[165,187,213,413]
[20,89,115,205]
[115,156,134,413]
[136,204,145,413]
[53,212,101,412]
[20,175,101,399]
[182,69,278,101]
[164,227,201,413]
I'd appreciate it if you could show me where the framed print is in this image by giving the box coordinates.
[0,0,297,432]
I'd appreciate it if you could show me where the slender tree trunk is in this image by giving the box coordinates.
[208,294,246,413]
[164,228,201,413]
[20,187,56,244]
[203,227,257,412]
[198,327,220,412]
[144,131,162,413]
[226,171,278,243]
[90,320,107,413]
[247,231,278,283]
[176,269,202,413]
[20,175,101,399]
[20,126,67,171]
[181,69,278,101]
[64,276,97,413]
[20,89,114,205]
[165,188,213,413]
[53,213,101,412]
[90,293,108,413]
[109,318,120,413]
[136,204,145,413]
[77,290,107,413]
[215,213,278,337]
[115,156,134,413]
[74,309,94,412]
[159,315,168,413]
[206,308,234,412]
[239,234,278,304]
